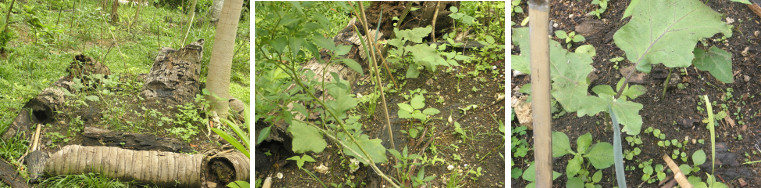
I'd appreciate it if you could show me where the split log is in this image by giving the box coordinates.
[81,127,193,153]
[140,39,204,109]
[2,54,109,140]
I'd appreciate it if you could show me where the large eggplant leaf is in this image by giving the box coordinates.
[693,46,734,83]
[613,0,731,73]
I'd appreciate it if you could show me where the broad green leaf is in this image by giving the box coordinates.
[575,44,596,58]
[511,27,530,74]
[398,103,414,113]
[410,94,425,109]
[522,165,535,181]
[692,149,706,166]
[287,121,327,153]
[621,0,640,20]
[408,43,448,72]
[406,64,420,78]
[592,85,616,96]
[692,46,733,83]
[422,108,440,116]
[256,126,271,145]
[336,59,364,76]
[394,26,431,44]
[552,131,572,157]
[411,112,427,121]
[622,85,647,100]
[567,176,585,188]
[577,133,593,154]
[592,171,603,183]
[566,155,583,177]
[340,134,388,165]
[613,0,730,73]
[611,98,643,135]
[85,95,99,102]
[555,30,568,39]
[731,0,751,4]
[289,38,303,58]
[586,142,614,169]
[548,40,601,116]
[679,164,692,176]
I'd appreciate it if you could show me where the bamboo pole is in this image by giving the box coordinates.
[529,0,552,187]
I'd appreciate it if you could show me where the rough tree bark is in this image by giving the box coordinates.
[81,127,193,153]
[140,39,204,108]
[206,0,242,119]
[39,145,249,187]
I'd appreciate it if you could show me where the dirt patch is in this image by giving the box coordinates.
[512,0,761,187]
[258,51,506,187]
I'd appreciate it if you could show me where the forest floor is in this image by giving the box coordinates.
[512,0,761,187]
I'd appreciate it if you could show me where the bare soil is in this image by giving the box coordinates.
[512,0,761,187]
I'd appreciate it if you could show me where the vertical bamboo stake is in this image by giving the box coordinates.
[529,0,552,187]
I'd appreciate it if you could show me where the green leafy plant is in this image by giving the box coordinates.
[287,154,326,188]
[211,105,250,158]
[554,30,585,49]
[588,0,609,19]
[510,0,524,16]
[167,103,204,142]
[397,93,440,138]
[552,132,614,187]
[386,26,459,78]
[521,163,561,188]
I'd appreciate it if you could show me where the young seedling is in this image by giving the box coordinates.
[554,30,585,48]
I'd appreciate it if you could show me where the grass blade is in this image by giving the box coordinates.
[703,95,716,175]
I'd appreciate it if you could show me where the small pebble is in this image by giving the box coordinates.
[754,31,760,37]
[447,165,455,171]
[315,163,329,174]
[726,17,735,24]
[553,22,559,28]
[744,75,750,82]
[276,172,283,179]
[742,46,750,57]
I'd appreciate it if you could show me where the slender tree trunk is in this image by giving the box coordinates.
[110,0,119,24]
[129,0,142,30]
[206,0,242,118]
[1,0,15,35]
[182,0,198,45]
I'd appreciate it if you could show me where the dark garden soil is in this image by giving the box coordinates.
[512,0,761,187]
[258,53,506,187]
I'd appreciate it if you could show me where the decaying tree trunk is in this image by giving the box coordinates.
[82,127,193,153]
[0,159,28,188]
[140,39,204,108]
[39,145,248,188]
[1,55,110,140]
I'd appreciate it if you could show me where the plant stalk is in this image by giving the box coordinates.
[661,68,672,99]
[356,1,395,151]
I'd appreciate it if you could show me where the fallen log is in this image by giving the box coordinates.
[0,159,29,188]
[140,39,205,108]
[81,127,193,153]
[39,145,249,187]
[2,54,109,140]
